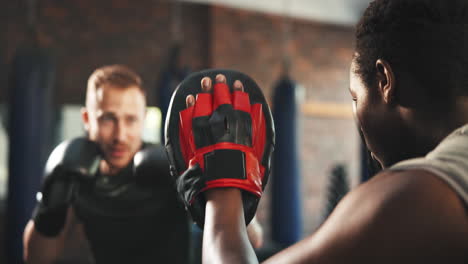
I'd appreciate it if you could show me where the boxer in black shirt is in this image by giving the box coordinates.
[23,65,189,263]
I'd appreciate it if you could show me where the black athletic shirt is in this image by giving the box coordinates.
[72,144,189,263]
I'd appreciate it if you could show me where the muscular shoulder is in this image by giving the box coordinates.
[278,170,468,264]
[327,170,468,262]
[357,169,467,221]
[354,169,467,211]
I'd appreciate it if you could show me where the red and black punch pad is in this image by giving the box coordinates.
[164,69,275,227]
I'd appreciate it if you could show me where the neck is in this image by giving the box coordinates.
[428,96,468,139]
[99,160,122,176]
[454,96,468,126]
[408,96,468,153]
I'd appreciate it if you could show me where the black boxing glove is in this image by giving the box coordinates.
[32,137,101,237]
[165,70,275,228]
[133,143,173,187]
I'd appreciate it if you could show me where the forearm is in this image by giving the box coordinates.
[247,215,264,249]
[23,220,65,264]
[203,188,259,264]
[24,206,75,264]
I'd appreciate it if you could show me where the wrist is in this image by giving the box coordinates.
[205,187,242,202]
[203,188,257,264]
[32,203,69,237]
[205,188,245,227]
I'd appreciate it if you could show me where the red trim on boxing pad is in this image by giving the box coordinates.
[257,107,266,160]
[193,142,254,160]
[201,179,262,197]
[187,143,263,198]
[232,91,251,113]
[244,150,262,185]
[194,93,213,117]
[179,127,189,165]
[188,142,255,171]
[213,83,232,110]
[260,166,265,181]
[179,107,195,164]
[251,104,266,159]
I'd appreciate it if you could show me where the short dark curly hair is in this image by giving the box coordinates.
[355,0,468,102]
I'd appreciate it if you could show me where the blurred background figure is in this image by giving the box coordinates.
[1,0,372,263]
[22,65,190,264]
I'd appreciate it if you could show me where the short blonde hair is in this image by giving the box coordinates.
[86,65,145,107]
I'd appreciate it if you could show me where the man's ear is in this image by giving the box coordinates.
[375,59,396,104]
[81,107,90,132]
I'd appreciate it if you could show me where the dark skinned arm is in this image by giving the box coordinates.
[202,170,468,264]
[203,188,259,264]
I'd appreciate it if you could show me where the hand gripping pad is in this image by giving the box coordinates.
[165,69,275,227]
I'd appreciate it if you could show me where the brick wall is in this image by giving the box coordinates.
[2,0,211,105]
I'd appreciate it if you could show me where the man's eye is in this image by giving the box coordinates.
[99,114,115,123]
[126,116,138,124]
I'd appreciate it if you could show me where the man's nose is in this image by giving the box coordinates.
[114,120,127,142]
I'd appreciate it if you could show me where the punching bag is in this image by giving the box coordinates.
[7,46,55,263]
[322,164,350,222]
[271,76,302,247]
[157,45,189,143]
